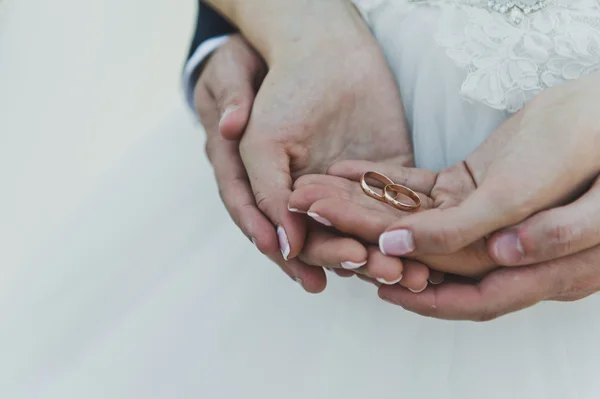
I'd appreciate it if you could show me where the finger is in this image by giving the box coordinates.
[356,274,382,287]
[366,260,430,294]
[378,264,562,321]
[399,260,430,293]
[377,161,500,257]
[268,252,327,294]
[307,198,391,243]
[363,246,404,285]
[331,268,356,278]
[298,229,368,270]
[240,139,307,261]
[290,182,417,216]
[289,184,351,212]
[202,35,266,141]
[293,174,357,191]
[197,84,279,255]
[428,270,445,285]
[327,160,437,194]
[489,176,600,265]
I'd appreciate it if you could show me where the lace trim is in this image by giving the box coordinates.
[353,0,600,112]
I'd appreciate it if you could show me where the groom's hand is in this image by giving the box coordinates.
[379,243,600,321]
[195,35,327,292]
[238,25,413,261]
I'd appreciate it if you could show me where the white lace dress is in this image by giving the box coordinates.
[353,0,600,170]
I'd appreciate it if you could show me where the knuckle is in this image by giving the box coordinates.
[428,224,465,253]
[545,222,580,255]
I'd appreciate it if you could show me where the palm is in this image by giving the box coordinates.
[240,45,413,180]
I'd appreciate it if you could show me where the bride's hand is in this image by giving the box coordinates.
[375,71,600,263]
[289,161,496,279]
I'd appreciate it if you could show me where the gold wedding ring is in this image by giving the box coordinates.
[384,184,421,212]
[360,171,394,202]
[360,171,421,212]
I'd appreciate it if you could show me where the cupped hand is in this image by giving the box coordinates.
[376,72,600,262]
[289,160,496,279]
[379,239,600,321]
[195,34,326,292]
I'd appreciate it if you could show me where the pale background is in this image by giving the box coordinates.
[3,1,600,398]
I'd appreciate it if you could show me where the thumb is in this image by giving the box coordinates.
[378,163,519,257]
[489,176,600,266]
[240,138,307,261]
[209,36,266,141]
[378,106,594,258]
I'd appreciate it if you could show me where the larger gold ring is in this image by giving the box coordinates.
[384,184,421,212]
[361,171,394,202]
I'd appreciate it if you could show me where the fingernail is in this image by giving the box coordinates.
[219,105,240,126]
[307,212,332,227]
[409,283,428,293]
[288,205,307,214]
[341,260,367,270]
[379,230,415,256]
[428,276,445,285]
[250,237,257,246]
[493,231,524,264]
[376,275,403,285]
[294,277,304,288]
[277,225,291,260]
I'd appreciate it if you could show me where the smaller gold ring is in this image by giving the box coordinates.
[384,184,421,212]
[361,171,394,202]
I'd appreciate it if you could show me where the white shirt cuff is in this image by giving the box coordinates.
[182,35,231,113]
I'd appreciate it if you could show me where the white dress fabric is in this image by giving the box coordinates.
[3,0,600,398]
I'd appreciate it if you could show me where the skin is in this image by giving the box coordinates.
[196,2,600,318]
[194,34,429,293]
[377,71,600,263]
[290,69,600,319]
[289,162,496,278]
[202,0,413,264]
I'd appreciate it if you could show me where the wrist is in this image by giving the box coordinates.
[211,0,376,65]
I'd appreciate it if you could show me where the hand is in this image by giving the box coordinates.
[237,14,413,262]
[373,72,600,262]
[194,34,326,292]
[379,242,600,321]
[289,160,495,280]
[291,164,600,321]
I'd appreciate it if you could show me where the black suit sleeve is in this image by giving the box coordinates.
[188,1,237,60]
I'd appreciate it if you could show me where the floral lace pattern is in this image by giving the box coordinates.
[353,0,600,112]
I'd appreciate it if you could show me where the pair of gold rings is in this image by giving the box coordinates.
[360,171,421,212]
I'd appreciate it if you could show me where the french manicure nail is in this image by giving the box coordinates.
[376,275,403,285]
[277,225,291,260]
[379,230,415,256]
[307,212,332,227]
[409,283,428,293]
[428,276,445,285]
[493,232,524,264]
[341,260,367,270]
[288,205,307,214]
